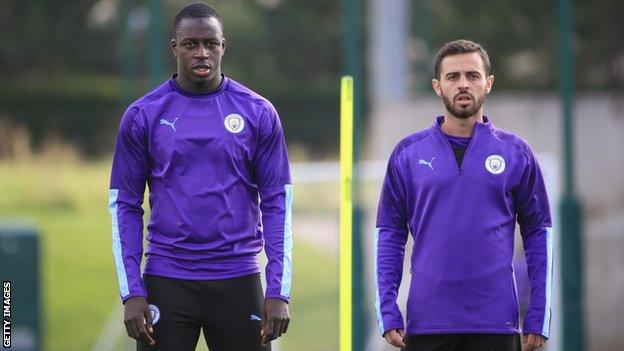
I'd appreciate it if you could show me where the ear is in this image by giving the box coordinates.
[171,39,178,58]
[221,38,227,56]
[431,79,442,96]
[485,74,495,94]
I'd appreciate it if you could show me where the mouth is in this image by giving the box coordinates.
[455,93,473,102]
[454,93,473,107]
[192,63,212,76]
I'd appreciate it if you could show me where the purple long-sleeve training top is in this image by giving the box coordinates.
[375,116,553,338]
[109,75,293,303]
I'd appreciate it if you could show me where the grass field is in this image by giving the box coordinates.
[0,158,338,351]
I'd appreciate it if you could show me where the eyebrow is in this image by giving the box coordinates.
[445,70,482,77]
[179,36,221,42]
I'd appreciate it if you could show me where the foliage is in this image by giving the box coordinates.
[413,0,624,91]
[0,0,622,157]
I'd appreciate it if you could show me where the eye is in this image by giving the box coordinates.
[184,42,195,48]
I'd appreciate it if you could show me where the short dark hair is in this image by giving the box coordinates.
[173,3,223,37]
[434,39,491,79]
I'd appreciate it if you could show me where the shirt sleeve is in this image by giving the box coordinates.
[108,106,150,303]
[254,105,292,303]
[374,148,409,335]
[515,146,554,338]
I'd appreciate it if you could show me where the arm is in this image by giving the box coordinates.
[375,150,409,343]
[109,107,154,345]
[253,105,292,344]
[109,106,149,302]
[515,146,554,341]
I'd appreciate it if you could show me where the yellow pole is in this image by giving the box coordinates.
[340,76,354,351]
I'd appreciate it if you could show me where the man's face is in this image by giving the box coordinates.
[171,17,225,90]
[432,52,494,119]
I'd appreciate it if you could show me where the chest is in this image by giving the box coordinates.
[146,102,257,167]
[403,135,522,195]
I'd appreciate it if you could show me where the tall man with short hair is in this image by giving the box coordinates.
[374,39,552,351]
[109,3,292,350]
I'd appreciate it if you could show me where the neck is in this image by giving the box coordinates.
[175,73,223,94]
[440,110,484,137]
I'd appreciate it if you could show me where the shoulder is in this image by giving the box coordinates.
[489,124,534,161]
[225,78,276,116]
[391,127,436,161]
[121,80,175,127]
[128,80,175,112]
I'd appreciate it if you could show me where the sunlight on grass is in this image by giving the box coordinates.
[0,159,338,351]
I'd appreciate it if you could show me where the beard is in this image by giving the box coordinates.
[441,91,486,119]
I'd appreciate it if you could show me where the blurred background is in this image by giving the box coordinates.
[0,0,622,350]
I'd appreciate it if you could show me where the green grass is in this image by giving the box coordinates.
[281,242,338,351]
[0,159,338,351]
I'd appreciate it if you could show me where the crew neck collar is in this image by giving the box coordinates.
[169,74,229,98]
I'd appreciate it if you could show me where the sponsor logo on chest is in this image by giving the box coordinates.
[160,117,179,131]
[418,156,436,170]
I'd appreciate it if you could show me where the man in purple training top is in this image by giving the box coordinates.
[374,39,553,351]
[108,3,292,350]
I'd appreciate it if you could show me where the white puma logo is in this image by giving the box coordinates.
[160,117,179,131]
[418,157,436,170]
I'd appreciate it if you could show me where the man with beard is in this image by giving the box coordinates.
[109,3,291,350]
[374,40,552,351]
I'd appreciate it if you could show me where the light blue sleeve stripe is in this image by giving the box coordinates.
[542,227,554,337]
[374,228,385,334]
[280,184,293,297]
[108,189,130,297]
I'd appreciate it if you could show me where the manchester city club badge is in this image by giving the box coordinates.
[224,113,245,133]
[149,304,161,325]
[485,154,506,174]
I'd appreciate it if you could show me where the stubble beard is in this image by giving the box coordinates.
[441,92,486,119]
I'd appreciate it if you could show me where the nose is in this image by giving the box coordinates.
[195,44,209,58]
[457,75,469,90]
